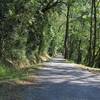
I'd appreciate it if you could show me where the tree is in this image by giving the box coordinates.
[64,4,70,59]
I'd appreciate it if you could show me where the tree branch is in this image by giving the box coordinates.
[41,0,59,13]
[41,0,68,13]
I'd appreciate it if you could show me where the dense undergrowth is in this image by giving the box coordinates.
[0,0,63,69]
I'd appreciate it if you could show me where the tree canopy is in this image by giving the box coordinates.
[0,0,100,68]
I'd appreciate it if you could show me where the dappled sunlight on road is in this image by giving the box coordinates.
[0,55,100,100]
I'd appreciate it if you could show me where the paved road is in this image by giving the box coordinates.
[0,55,100,100]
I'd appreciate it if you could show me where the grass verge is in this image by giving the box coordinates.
[0,64,40,81]
[77,64,100,73]
[65,60,100,73]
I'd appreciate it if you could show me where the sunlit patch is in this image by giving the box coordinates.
[14,75,38,85]
[15,80,34,85]
[70,80,89,84]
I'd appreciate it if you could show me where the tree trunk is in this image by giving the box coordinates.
[77,40,82,64]
[64,4,70,59]
[88,0,93,66]
[92,0,97,66]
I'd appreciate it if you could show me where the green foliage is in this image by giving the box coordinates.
[0,64,39,80]
[0,0,99,70]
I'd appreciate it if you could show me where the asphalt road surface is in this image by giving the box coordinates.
[0,55,100,100]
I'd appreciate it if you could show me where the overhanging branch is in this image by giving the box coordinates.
[41,0,68,13]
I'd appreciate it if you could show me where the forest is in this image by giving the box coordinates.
[0,0,100,71]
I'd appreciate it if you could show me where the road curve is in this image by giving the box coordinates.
[0,55,100,100]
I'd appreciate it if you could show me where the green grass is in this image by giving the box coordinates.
[0,64,40,81]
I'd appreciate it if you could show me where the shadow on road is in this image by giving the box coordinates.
[0,78,100,100]
[0,55,100,100]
